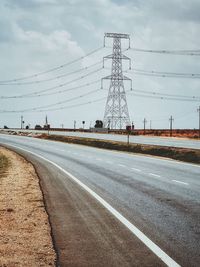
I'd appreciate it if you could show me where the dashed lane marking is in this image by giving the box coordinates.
[118,164,126,167]
[131,167,141,172]
[106,160,112,164]
[149,173,161,178]
[172,180,189,185]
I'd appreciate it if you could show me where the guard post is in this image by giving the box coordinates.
[126,125,132,145]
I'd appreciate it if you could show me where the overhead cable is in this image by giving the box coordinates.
[125,69,200,79]
[127,91,200,102]
[0,46,104,84]
[1,67,103,98]
[130,47,200,56]
[33,96,107,113]
[0,60,102,86]
[130,88,200,100]
[0,89,101,113]
[0,80,100,99]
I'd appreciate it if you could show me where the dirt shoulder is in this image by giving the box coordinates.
[0,147,56,267]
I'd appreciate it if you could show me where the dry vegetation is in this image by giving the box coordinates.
[0,152,9,176]
[0,147,56,267]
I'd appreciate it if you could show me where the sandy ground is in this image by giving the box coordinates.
[0,147,56,267]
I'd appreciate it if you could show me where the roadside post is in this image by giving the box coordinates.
[47,124,50,136]
[126,125,132,145]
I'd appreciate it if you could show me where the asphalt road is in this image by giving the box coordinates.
[0,134,199,267]
[2,128,200,149]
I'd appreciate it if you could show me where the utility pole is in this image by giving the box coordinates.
[150,120,152,130]
[169,115,174,137]
[21,115,24,129]
[197,106,200,138]
[102,33,132,129]
[143,118,147,135]
[45,115,48,126]
[74,120,76,131]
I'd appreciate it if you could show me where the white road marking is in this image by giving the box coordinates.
[131,167,141,172]
[118,164,126,167]
[149,173,161,178]
[172,180,189,185]
[7,144,181,267]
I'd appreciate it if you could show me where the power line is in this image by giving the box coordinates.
[130,47,200,56]
[0,88,102,113]
[0,67,103,99]
[0,60,103,86]
[125,69,200,79]
[0,96,107,113]
[130,88,200,101]
[129,109,196,123]
[127,91,200,102]
[36,96,107,113]
[0,80,100,99]
[0,46,104,84]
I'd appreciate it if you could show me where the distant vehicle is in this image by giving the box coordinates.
[44,124,50,130]
[94,120,103,128]
[35,125,42,130]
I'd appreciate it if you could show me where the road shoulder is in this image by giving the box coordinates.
[0,147,56,266]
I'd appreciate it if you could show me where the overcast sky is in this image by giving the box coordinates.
[0,0,200,129]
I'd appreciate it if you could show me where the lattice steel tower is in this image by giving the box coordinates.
[102,33,132,129]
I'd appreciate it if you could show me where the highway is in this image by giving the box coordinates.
[0,134,199,267]
[3,129,200,149]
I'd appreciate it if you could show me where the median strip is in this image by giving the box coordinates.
[35,134,200,164]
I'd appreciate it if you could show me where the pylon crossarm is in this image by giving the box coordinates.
[123,75,131,81]
[105,33,129,39]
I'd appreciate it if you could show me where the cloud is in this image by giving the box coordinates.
[0,19,15,43]
[0,0,199,128]
[5,0,57,9]
[16,28,83,54]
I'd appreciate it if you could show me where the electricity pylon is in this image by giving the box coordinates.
[102,33,132,129]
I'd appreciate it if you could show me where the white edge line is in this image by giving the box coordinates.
[4,144,180,267]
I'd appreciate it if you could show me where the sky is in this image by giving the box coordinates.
[0,0,200,129]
